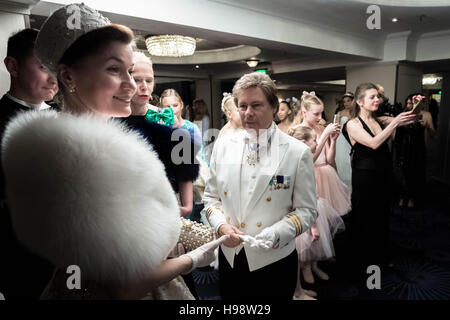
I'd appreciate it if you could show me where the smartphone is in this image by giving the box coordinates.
[411,96,425,114]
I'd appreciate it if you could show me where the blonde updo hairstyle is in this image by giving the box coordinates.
[294,91,324,124]
[221,93,234,114]
[287,124,314,142]
[133,51,152,67]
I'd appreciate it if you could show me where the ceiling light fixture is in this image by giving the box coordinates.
[246,59,260,68]
[146,35,196,57]
[422,76,441,85]
[392,18,398,22]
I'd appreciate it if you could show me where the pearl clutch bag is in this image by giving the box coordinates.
[178,217,215,252]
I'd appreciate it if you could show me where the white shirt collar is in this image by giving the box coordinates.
[6,93,51,111]
[243,122,277,146]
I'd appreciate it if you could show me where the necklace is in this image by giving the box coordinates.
[246,139,259,166]
[244,125,276,166]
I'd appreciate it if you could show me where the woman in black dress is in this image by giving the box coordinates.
[393,94,435,208]
[345,83,416,280]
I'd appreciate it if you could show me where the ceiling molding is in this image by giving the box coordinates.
[352,0,450,7]
[0,0,39,14]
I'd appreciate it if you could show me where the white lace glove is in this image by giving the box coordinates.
[183,235,229,273]
[254,227,280,250]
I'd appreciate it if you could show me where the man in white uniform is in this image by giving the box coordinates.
[203,72,318,300]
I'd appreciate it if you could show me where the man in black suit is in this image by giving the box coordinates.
[0,28,58,299]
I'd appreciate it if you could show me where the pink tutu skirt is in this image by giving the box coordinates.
[296,197,345,262]
[315,164,351,216]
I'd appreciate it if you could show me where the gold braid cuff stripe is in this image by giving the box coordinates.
[287,213,303,236]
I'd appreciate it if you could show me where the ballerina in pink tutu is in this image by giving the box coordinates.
[288,125,345,297]
[295,91,351,216]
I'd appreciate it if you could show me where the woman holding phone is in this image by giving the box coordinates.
[345,83,416,280]
[393,93,432,208]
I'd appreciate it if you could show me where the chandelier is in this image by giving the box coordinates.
[145,35,196,57]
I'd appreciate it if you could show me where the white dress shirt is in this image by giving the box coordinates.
[6,93,52,111]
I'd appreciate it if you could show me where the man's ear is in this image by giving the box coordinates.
[4,57,19,78]
[57,64,75,90]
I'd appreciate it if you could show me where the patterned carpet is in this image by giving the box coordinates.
[191,181,450,300]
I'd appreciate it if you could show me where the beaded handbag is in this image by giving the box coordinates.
[178,217,215,252]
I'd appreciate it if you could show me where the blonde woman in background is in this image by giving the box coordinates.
[288,125,345,298]
[218,92,243,139]
[298,92,351,216]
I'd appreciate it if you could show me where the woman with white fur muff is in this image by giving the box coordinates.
[1,3,227,300]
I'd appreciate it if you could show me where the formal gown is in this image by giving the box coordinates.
[349,117,393,271]
[296,197,345,262]
[393,121,426,206]
[314,146,351,216]
[335,116,352,193]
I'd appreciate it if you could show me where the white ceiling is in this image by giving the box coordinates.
[215,0,450,36]
[29,0,450,87]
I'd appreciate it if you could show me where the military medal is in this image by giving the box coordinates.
[284,176,291,189]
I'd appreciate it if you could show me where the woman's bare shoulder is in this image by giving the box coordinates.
[347,117,360,127]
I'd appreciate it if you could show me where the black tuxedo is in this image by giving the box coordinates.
[0,95,54,300]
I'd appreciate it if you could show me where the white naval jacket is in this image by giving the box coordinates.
[203,124,318,271]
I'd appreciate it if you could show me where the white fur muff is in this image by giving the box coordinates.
[1,110,181,284]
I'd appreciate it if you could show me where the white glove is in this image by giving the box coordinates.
[254,228,280,250]
[237,235,269,249]
[183,235,229,273]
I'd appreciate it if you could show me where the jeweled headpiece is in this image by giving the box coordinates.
[35,3,111,75]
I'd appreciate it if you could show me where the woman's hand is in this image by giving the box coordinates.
[182,235,230,274]
[392,110,417,128]
[412,94,425,105]
[323,123,340,138]
[311,225,320,241]
[330,131,340,141]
